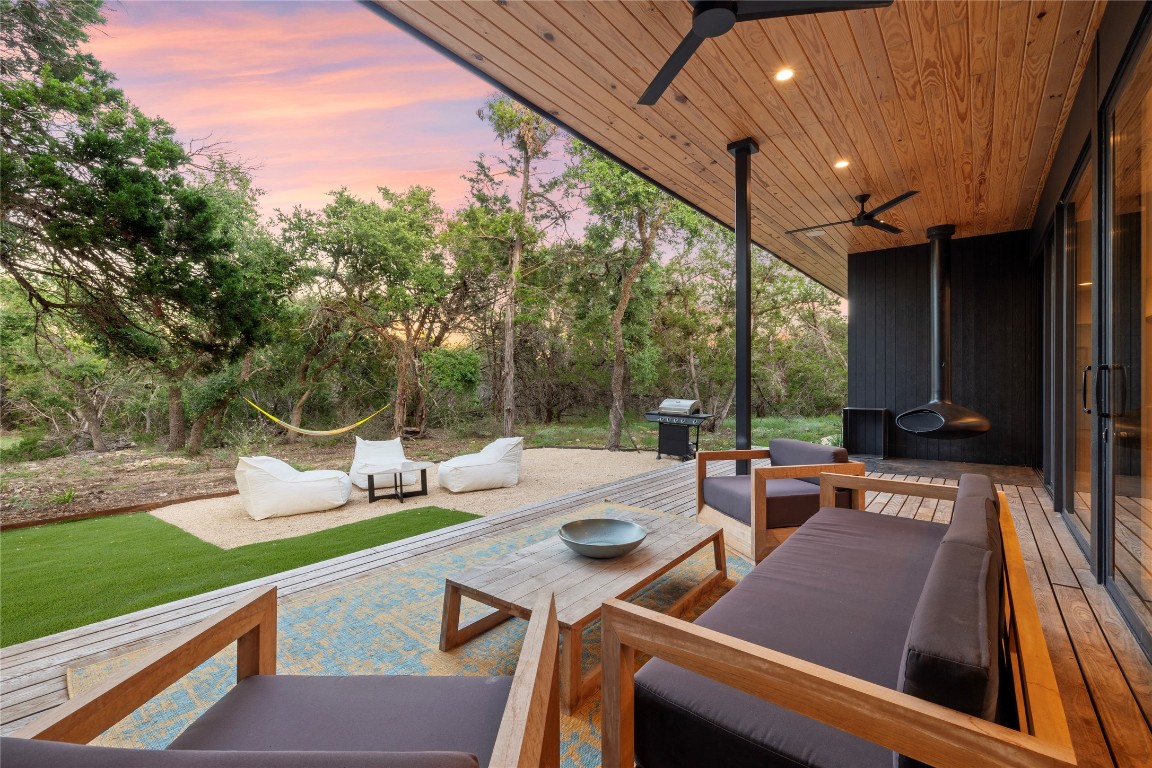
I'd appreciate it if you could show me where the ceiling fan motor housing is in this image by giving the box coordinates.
[693,2,738,37]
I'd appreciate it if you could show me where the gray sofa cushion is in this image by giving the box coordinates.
[168,675,510,768]
[768,438,848,485]
[635,508,948,768]
[0,737,478,768]
[702,476,851,528]
[895,475,1002,768]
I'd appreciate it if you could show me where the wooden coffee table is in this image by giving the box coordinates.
[439,508,725,712]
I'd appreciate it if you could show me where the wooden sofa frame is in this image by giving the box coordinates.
[604,474,1075,768]
[695,448,866,562]
[13,586,561,768]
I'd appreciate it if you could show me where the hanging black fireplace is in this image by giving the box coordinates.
[895,225,991,438]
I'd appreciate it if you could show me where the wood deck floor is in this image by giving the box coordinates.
[2,458,1150,766]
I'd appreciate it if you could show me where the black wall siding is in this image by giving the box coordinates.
[848,230,1041,467]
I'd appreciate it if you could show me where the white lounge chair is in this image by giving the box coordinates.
[234,456,352,520]
[438,437,524,493]
[349,436,420,489]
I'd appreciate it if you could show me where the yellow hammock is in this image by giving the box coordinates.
[243,398,391,437]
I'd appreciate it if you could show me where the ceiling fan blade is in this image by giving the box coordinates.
[733,0,892,23]
[863,219,902,234]
[866,189,919,217]
[784,219,853,235]
[638,31,705,105]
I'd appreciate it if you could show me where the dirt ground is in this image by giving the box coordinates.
[0,436,666,528]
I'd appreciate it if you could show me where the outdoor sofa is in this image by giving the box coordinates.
[3,588,560,768]
[602,473,1074,768]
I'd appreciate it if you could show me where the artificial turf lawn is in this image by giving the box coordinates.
[0,507,478,647]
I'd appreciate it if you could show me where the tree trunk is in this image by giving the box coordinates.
[187,403,224,454]
[73,383,108,452]
[501,150,532,437]
[166,382,186,451]
[287,389,314,444]
[607,252,651,451]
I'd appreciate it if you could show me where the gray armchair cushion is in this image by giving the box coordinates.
[702,476,851,528]
[768,438,848,485]
[168,675,511,768]
[0,737,478,768]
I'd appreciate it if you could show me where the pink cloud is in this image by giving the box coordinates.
[85,1,506,219]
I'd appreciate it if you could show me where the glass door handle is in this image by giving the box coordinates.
[1081,365,1093,414]
[1113,365,1127,418]
[1095,364,1111,418]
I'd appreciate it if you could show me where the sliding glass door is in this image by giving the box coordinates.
[1065,168,1095,545]
[1105,41,1152,642]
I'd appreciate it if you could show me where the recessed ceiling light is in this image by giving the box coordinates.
[774,68,794,82]
[833,160,850,169]
[805,230,825,237]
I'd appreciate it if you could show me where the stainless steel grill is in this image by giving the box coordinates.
[644,399,711,460]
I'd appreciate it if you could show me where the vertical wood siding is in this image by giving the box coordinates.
[848,230,1041,465]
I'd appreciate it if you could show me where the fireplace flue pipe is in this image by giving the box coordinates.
[895,225,991,438]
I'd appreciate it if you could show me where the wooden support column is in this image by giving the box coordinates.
[728,138,759,475]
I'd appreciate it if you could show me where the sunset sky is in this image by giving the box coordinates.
[83,1,536,219]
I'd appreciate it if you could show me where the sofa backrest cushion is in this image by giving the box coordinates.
[0,738,479,768]
[768,439,848,485]
[896,473,1002,767]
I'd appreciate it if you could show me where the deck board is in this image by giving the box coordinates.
[1,458,1149,766]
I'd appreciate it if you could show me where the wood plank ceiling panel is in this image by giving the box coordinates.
[372,0,1105,296]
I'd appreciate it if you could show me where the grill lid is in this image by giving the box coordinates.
[657,398,702,416]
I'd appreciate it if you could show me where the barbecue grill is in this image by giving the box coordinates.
[644,399,712,460]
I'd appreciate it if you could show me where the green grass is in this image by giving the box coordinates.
[520,412,842,452]
[0,507,477,647]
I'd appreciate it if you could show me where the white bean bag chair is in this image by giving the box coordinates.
[235,456,352,521]
[438,437,524,493]
[349,436,420,490]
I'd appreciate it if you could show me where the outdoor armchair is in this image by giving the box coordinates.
[439,437,524,494]
[235,456,352,520]
[349,436,421,490]
[3,586,560,768]
[695,438,865,562]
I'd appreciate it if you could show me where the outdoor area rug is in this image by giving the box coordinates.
[68,501,751,768]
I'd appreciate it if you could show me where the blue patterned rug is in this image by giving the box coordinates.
[69,502,750,767]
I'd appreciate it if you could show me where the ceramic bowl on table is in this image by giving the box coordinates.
[558,518,647,559]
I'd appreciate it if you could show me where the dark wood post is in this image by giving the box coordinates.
[728,138,759,475]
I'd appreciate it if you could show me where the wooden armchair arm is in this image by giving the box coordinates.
[600,598,1074,768]
[753,460,866,481]
[490,592,560,768]
[14,586,277,744]
[695,449,771,463]
[818,473,962,509]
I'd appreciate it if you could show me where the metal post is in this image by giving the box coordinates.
[728,138,758,475]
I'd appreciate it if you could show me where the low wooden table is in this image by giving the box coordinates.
[439,508,726,712]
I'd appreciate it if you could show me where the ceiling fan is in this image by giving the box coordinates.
[638,1,892,106]
[784,191,920,235]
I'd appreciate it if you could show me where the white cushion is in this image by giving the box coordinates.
[234,456,352,520]
[438,437,524,493]
[349,437,420,489]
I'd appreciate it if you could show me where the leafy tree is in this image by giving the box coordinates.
[567,142,697,449]
[473,96,565,436]
[0,278,128,451]
[1,0,290,450]
[278,187,475,437]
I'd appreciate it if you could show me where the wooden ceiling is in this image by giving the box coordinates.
[372,1,1105,295]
